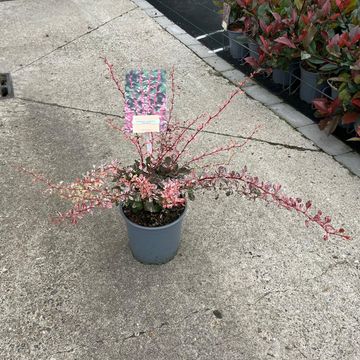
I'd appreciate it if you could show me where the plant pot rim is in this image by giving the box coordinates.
[300,61,321,74]
[327,78,339,90]
[119,204,187,230]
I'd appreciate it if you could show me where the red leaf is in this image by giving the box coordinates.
[336,0,343,10]
[342,112,360,124]
[274,36,296,49]
[313,98,329,114]
[356,120,360,136]
[244,56,259,69]
[313,97,340,116]
[259,35,270,53]
[272,12,281,22]
[322,0,331,16]
[259,19,267,33]
[351,98,360,109]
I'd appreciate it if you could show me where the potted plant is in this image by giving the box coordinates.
[213,0,253,59]
[297,0,344,103]
[312,14,360,138]
[227,18,252,59]
[19,59,350,265]
[313,64,360,140]
[243,0,302,84]
[257,3,300,86]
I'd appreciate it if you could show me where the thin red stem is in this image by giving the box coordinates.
[183,125,261,166]
[168,66,176,126]
[174,87,243,163]
[103,57,125,100]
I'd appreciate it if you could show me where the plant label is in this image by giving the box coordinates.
[222,3,231,30]
[132,115,160,133]
[124,69,167,133]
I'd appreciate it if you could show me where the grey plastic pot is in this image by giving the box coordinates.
[300,64,326,103]
[120,206,187,265]
[248,42,260,60]
[331,87,338,99]
[272,68,292,87]
[227,30,248,59]
[272,62,299,87]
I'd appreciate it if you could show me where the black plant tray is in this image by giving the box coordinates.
[147,0,359,154]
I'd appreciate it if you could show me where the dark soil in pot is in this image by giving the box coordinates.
[123,206,185,227]
[227,22,242,32]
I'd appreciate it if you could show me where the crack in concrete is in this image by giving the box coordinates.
[123,331,146,341]
[122,322,166,342]
[249,288,295,306]
[53,348,74,355]
[193,128,321,153]
[13,6,138,74]
[293,345,308,358]
[17,97,122,118]
[17,98,319,153]
[307,260,349,282]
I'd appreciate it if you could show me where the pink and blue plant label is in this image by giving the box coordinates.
[124,69,167,133]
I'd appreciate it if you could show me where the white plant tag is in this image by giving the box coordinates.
[222,3,231,30]
[132,115,160,133]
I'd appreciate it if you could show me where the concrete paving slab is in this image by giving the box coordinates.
[153,15,173,28]
[188,44,216,58]
[0,0,135,73]
[335,151,360,177]
[269,103,314,128]
[244,84,283,106]
[70,0,137,22]
[1,100,359,359]
[12,7,318,150]
[221,69,255,87]
[166,24,187,36]
[298,124,352,156]
[203,55,234,73]
[144,7,163,18]
[174,33,201,47]
[1,2,360,358]
[132,0,154,9]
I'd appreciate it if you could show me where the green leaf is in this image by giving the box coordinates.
[308,58,326,65]
[348,82,358,93]
[354,74,360,84]
[144,200,161,213]
[131,200,144,213]
[339,88,351,104]
[339,82,347,92]
[257,3,270,17]
[319,63,339,72]
[294,0,305,10]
